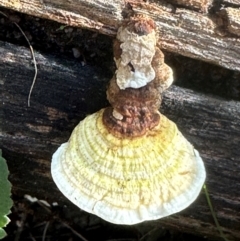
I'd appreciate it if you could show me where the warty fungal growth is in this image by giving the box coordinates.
[51,15,206,225]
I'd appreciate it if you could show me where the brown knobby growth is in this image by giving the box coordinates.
[103,15,173,138]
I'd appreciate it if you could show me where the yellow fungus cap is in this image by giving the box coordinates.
[51,108,206,225]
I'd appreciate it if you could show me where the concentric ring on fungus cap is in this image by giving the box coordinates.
[52,109,206,224]
[51,15,206,225]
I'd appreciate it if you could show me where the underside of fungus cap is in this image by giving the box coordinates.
[51,109,206,225]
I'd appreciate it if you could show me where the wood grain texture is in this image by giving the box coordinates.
[1,41,240,240]
[166,0,213,12]
[0,0,240,72]
[223,0,240,6]
[223,7,240,36]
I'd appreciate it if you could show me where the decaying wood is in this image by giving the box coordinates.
[223,0,240,5]
[223,7,240,36]
[166,0,213,12]
[1,41,240,240]
[0,0,240,72]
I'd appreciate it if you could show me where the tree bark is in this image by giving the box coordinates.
[0,0,240,72]
[1,40,240,241]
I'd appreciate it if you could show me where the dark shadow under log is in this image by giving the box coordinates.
[1,40,240,241]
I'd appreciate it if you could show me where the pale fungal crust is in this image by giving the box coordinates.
[158,64,174,92]
[115,26,156,89]
[51,109,206,225]
[112,109,123,120]
[151,48,174,93]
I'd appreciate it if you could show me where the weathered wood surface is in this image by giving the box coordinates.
[1,41,240,240]
[224,0,240,5]
[0,0,240,72]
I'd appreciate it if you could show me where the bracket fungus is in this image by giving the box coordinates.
[51,15,206,225]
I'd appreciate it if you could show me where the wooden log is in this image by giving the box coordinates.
[222,7,240,36]
[1,40,240,241]
[0,0,240,72]
[223,0,240,5]
[166,0,213,12]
